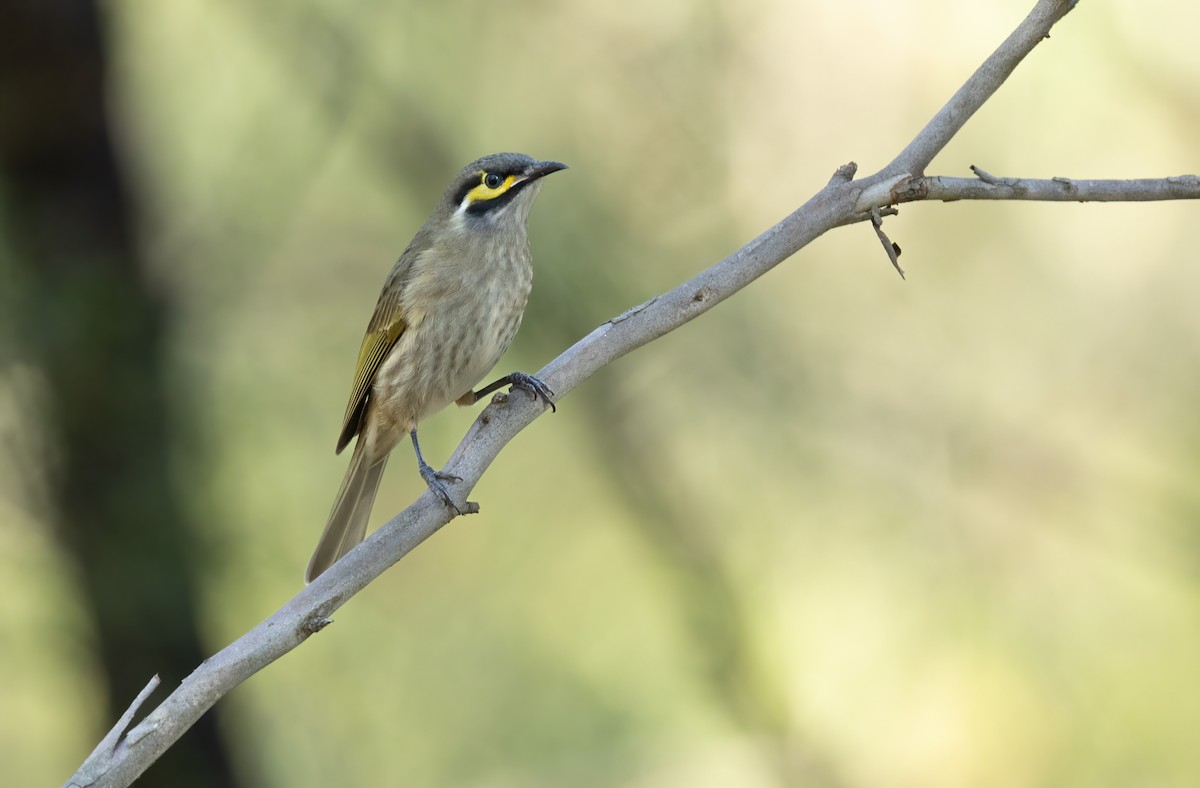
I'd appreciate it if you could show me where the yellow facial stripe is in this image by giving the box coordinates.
[464,173,517,204]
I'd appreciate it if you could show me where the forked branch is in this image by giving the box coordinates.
[66,1,1199,785]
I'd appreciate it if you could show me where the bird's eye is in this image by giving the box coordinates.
[484,173,503,189]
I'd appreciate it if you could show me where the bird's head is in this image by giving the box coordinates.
[443,152,567,229]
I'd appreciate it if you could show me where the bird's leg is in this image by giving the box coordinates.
[410,429,463,514]
[458,372,556,412]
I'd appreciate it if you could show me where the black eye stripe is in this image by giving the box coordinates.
[453,170,517,206]
[452,176,480,206]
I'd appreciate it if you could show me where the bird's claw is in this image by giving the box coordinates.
[508,372,556,413]
[418,461,469,515]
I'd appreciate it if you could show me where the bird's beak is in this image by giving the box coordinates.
[524,160,568,182]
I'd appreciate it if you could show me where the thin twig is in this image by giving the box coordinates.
[895,173,1200,203]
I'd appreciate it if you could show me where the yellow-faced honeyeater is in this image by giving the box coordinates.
[305,153,566,581]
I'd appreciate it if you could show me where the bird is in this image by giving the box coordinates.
[305,152,567,582]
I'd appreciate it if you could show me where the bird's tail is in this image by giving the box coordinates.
[305,440,388,582]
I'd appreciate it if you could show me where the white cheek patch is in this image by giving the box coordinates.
[457,199,516,226]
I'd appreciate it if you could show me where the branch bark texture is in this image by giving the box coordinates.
[67,0,1200,785]
[906,172,1200,203]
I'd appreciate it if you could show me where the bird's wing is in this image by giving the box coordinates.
[335,273,408,454]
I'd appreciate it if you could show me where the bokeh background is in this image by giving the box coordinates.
[2,0,1199,786]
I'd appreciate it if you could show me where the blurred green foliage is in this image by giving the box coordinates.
[2,0,1199,786]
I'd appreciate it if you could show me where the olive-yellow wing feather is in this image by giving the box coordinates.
[335,285,407,454]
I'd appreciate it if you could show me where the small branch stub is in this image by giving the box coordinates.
[831,162,859,184]
[66,675,162,787]
[971,165,1007,185]
[302,617,334,635]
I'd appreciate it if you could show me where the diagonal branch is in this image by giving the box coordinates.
[66,1,1197,785]
[881,0,1079,178]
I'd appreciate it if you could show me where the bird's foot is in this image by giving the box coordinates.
[417,461,477,515]
[507,372,556,413]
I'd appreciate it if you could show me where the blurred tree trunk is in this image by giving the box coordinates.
[0,2,240,786]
